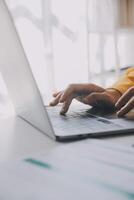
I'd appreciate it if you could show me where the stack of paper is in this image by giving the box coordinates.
[0,139,134,200]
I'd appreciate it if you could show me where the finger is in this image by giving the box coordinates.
[117,97,134,117]
[53,91,62,97]
[60,84,105,102]
[116,87,134,110]
[59,84,82,103]
[60,96,74,115]
[49,93,62,106]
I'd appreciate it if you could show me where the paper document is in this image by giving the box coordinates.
[0,140,134,200]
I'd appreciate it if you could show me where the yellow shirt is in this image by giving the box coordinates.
[112,67,134,94]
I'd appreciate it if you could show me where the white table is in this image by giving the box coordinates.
[0,115,134,162]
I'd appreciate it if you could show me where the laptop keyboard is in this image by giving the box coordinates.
[46,106,123,136]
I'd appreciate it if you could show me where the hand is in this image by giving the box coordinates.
[116,86,134,117]
[50,83,121,114]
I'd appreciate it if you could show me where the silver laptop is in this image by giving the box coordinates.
[0,0,134,141]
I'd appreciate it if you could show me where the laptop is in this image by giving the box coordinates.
[0,0,134,141]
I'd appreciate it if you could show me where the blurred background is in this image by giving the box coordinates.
[0,0,134,118]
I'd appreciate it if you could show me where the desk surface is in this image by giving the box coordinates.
[0,116,134,162]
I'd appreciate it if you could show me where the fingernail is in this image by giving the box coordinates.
[60,110,65,115]
[60,107,65,113]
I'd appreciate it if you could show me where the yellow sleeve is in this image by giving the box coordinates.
[111,67,134,94]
